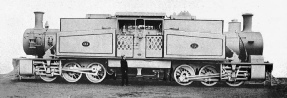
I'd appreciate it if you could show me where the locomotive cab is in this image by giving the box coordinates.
[116,13,164,58]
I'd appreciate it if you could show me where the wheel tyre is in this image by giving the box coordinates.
[62,62,82,82]
[173,64,195,86]
[85,62,107,83]
[40,75,57,82]
[199,65,218,86]
[226,81,244,87]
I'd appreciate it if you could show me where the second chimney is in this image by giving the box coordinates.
[34,11,44,29]
[242,13,253,32]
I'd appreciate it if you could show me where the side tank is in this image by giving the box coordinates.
[23,12,59,57]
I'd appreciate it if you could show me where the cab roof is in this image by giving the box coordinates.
[115,12,166,18]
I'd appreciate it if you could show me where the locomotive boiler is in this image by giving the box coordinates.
[12,11,273,86]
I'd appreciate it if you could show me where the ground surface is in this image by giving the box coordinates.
[0,74,286,98]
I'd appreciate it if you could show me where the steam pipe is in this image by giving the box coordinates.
[242,13,253,32]
[34,11,44,29]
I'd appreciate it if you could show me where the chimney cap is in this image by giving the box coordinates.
[242,13,253,16]
[34,11,44,14]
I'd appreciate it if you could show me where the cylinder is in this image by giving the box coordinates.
[34,11,44,29]
[242,13,253,32]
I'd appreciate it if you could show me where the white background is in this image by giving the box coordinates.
[0,0,287,77]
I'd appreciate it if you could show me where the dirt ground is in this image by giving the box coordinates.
[0,73,286,98]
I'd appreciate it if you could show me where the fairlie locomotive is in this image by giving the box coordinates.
[12,11,273,86]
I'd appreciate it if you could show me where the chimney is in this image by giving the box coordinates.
[242,13,253,32]
[34,11,44,29]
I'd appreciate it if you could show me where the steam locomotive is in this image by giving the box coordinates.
[12,11,273,86]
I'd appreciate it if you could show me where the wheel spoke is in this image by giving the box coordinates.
[85,62,107,83]
[173,64,195,86]
[92,75,97,79]
[199,65,218,86]
[73,74,78,79]
[62,62,82,82]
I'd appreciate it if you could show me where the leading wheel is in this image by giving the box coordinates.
[199,65,218,86]
[85,62,107,83]
[40,75,57,82]
[62,62,82,82]
[173,64,195,86]
[226,81,244,87]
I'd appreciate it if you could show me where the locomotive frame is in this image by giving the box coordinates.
[12,11,273,87]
